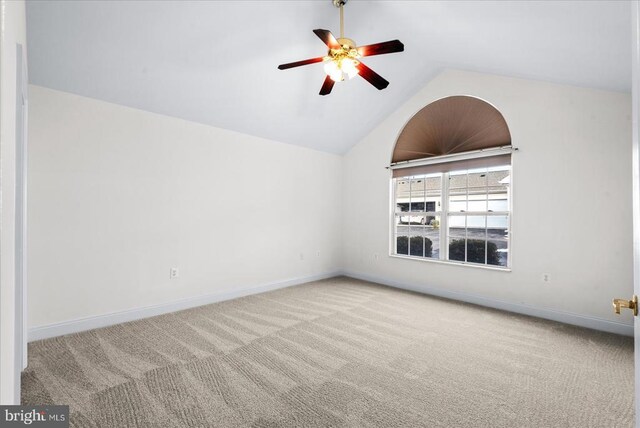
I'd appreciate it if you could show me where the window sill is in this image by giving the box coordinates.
[389,254,512,272]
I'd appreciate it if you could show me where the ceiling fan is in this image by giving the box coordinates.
[278,0,404,96]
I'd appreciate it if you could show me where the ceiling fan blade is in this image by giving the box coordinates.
[278,57,325,70]
[319,75,335,96]
[356,62,389,90]
[313,29,340,49]
[357,40,404,57]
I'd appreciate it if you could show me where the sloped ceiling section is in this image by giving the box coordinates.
[26,1,630,154]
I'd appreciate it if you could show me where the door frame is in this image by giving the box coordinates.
[631,0,639,425]
[15,42,28,372]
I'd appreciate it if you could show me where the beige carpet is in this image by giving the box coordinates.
[22,277,634,427]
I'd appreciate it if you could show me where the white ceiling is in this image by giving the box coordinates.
[26,0,631,154]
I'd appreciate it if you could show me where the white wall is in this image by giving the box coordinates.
[27,85,342,330]
[343,69,633,333]
[0,0,27,405]
[27,69,634,339]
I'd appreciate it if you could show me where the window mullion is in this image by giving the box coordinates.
[485,169,489,265]
[422,178,426,257]
[441,172,449,261]
[465,172,469,263]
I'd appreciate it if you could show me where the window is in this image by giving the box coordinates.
[392,164,511,268]
[389,95,512,268]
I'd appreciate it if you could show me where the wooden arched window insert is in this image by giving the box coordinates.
[391,96,512,177]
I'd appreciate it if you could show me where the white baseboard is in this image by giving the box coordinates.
[28,271,341,342]
[30,269,633,342]
[342,270,633,337]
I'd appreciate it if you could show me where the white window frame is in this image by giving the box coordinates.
[388,151,513,271]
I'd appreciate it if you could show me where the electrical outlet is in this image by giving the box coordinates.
[170,267,179,279]
[299,253,304,261]
[542,273,550,282]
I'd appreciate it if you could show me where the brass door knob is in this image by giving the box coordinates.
[612,295,638,316]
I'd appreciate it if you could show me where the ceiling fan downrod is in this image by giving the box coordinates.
[332,0,347,38]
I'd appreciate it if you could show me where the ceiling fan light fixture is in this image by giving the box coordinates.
[323,57,360,82]
[323,59,343,82]
[341,58,359,79]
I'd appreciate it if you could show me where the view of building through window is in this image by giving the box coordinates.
[393,165,510,267]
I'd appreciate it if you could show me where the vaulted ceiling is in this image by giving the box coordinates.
[26,1,631,154]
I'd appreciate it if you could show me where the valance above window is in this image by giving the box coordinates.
[391,151,511,178]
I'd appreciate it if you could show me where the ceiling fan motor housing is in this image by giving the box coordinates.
[336,38,356,50]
